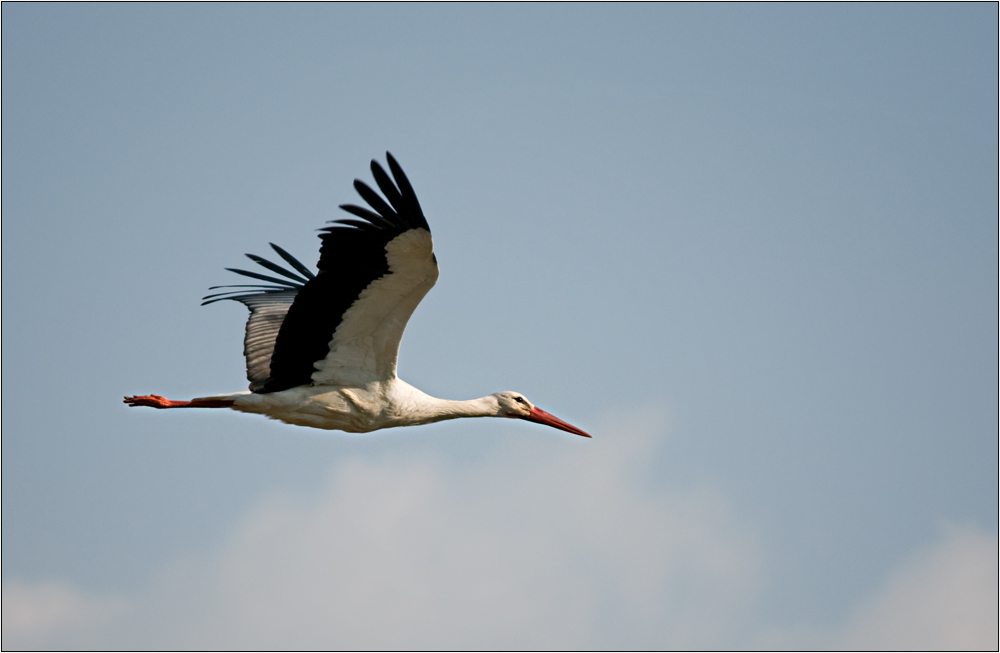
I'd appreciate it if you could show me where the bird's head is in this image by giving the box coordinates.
[492,391,591,438]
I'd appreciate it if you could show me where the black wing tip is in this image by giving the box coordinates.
[223,267,299,286]
[335,154,430,233]
[205,246,314,306]
[337,203,395,230]
[201,285,299,305]
[268,243,316,280]
[201,293,241,306]
[351,152,429,233]
[383,153,428,231]
[243,253,310,284]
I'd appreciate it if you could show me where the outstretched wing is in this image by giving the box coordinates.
[260,152,439,392]
[202,244,314,392]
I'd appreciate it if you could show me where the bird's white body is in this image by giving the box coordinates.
[126,154,590,438]
[208,380,503,433]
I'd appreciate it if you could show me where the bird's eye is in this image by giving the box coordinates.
[514,397,526,405]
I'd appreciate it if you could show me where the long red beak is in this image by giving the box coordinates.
[526,407,592,438]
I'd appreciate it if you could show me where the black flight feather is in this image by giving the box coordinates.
[223,268,301,288]
[270,243,315,280]
[386,152,425,228]
[370,161,405,215]
[352,178,397,221]
[245,254,311,284]
[337,204,394,229]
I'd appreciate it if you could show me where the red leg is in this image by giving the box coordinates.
[124,395,235,409]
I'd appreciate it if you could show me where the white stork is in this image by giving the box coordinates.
[125,153,591,438]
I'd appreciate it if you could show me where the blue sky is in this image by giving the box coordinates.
[3,4,997,648]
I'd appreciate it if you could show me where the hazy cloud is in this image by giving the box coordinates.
[1,581,124,649]
[836,526,998,651]
[758,526,999,651]
[3,408,762,649]
[4,412,995,650]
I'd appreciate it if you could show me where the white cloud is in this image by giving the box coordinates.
[1,581,124,649]
[836,526,998,651]
[8,408,994,651]
[757,526,999,651]
[2,407,762,650]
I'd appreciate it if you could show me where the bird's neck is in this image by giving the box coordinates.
[391,381,499,425]
[426,396,499,420]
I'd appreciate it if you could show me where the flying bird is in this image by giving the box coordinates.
[125,153,591,438]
